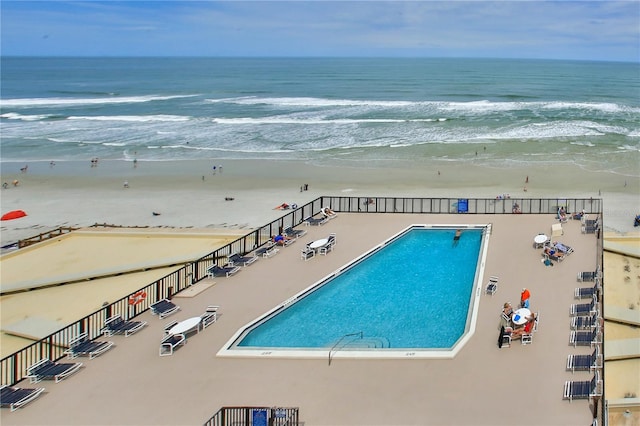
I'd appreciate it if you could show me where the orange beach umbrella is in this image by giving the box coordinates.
[1,210,27,221]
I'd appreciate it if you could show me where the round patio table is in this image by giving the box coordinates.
[533,234,548,248]
[512,308,531,326]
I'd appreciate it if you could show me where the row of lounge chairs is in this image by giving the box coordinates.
[563,266,602,402]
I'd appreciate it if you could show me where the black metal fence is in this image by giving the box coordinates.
[203,406,300,426]
[0,196,602,386]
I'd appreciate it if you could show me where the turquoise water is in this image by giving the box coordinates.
[1,57,638,174]
[236,227,483,349]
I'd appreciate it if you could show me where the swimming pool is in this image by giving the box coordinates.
[219,224,490,359]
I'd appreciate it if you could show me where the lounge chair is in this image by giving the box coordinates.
[571,312,600,330]
[566,347,602,373]
[301,247,315,261]
[228,252,258,267]
[485,276,499,296]
[577,271,597,282]
[255,242,279,258]
[102,314,147,337]
[0,385,45,411]
[159,333,186,356]
[284,226,307,239]
[563,371,601,401]
[303,216,328,226]
[582,224,598,234]
[201,305,219,329]
[553,242,574,255]
[163,320,178,335]
[65,333,114,359]
[207,264,241,278]
[575,281,600,299]
[321,207,338,219]
[150,299,180,319]
[26,358,83,383]
[569,327,602,347]
[570,298,597,316]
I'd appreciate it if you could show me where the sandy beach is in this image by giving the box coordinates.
[1,158,638,246]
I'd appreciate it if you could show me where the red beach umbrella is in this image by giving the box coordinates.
[1,210,27,221]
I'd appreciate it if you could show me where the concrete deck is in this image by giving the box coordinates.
[1,213,599,425]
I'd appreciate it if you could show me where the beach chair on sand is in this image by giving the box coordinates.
[26,358,82,383]
[65,333,114,359]
[485,276,498,296]
[0,385,45,411]
[150,299,180,319]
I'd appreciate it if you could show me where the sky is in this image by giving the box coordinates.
[1,1,639,62]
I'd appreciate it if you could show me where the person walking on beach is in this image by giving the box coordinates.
[525,176,529,184]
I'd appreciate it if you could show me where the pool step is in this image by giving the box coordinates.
[342,336,390,349]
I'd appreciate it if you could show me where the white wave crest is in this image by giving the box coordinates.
[207,96,413,108]
[67,115,189,122]
[1,95,197,107]
[1,112,52,121]
[212,117,442,125]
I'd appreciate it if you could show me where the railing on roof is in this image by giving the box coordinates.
[0,196,603,386]
[203,406,300,426]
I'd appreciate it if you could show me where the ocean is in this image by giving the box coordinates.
[1,57,639,175]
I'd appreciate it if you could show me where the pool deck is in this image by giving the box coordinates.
[1,213,599,425]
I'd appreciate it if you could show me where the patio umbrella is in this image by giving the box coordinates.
[1,210,27,221]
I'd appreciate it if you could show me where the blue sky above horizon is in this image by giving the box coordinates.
[1,1,639,62]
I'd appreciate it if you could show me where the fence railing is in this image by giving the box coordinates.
[203,406,300,426]
[0,196,602,386]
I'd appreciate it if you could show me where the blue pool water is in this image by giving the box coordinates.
[236,227,484,350]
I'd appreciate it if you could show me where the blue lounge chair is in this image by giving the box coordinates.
[26,358,83,383]
[228,252,259,267]
[577,271,597,282]
[571,312,599,330]
[284,226,307,239]
[563,372,601,401]
[485,276,499,296]
[65,333,114,359]
[569,327,601,347]
[207,264,241,278]
[570,298,597,316]
[566,347,602,373]
[256,242,279,258]
[159,333,186,356]
[102,314,147,337]
[303,216,328,226]
[200,305,219,329]
[575,281,599,299]
[0,385,45,411]
[150,299,180,319]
